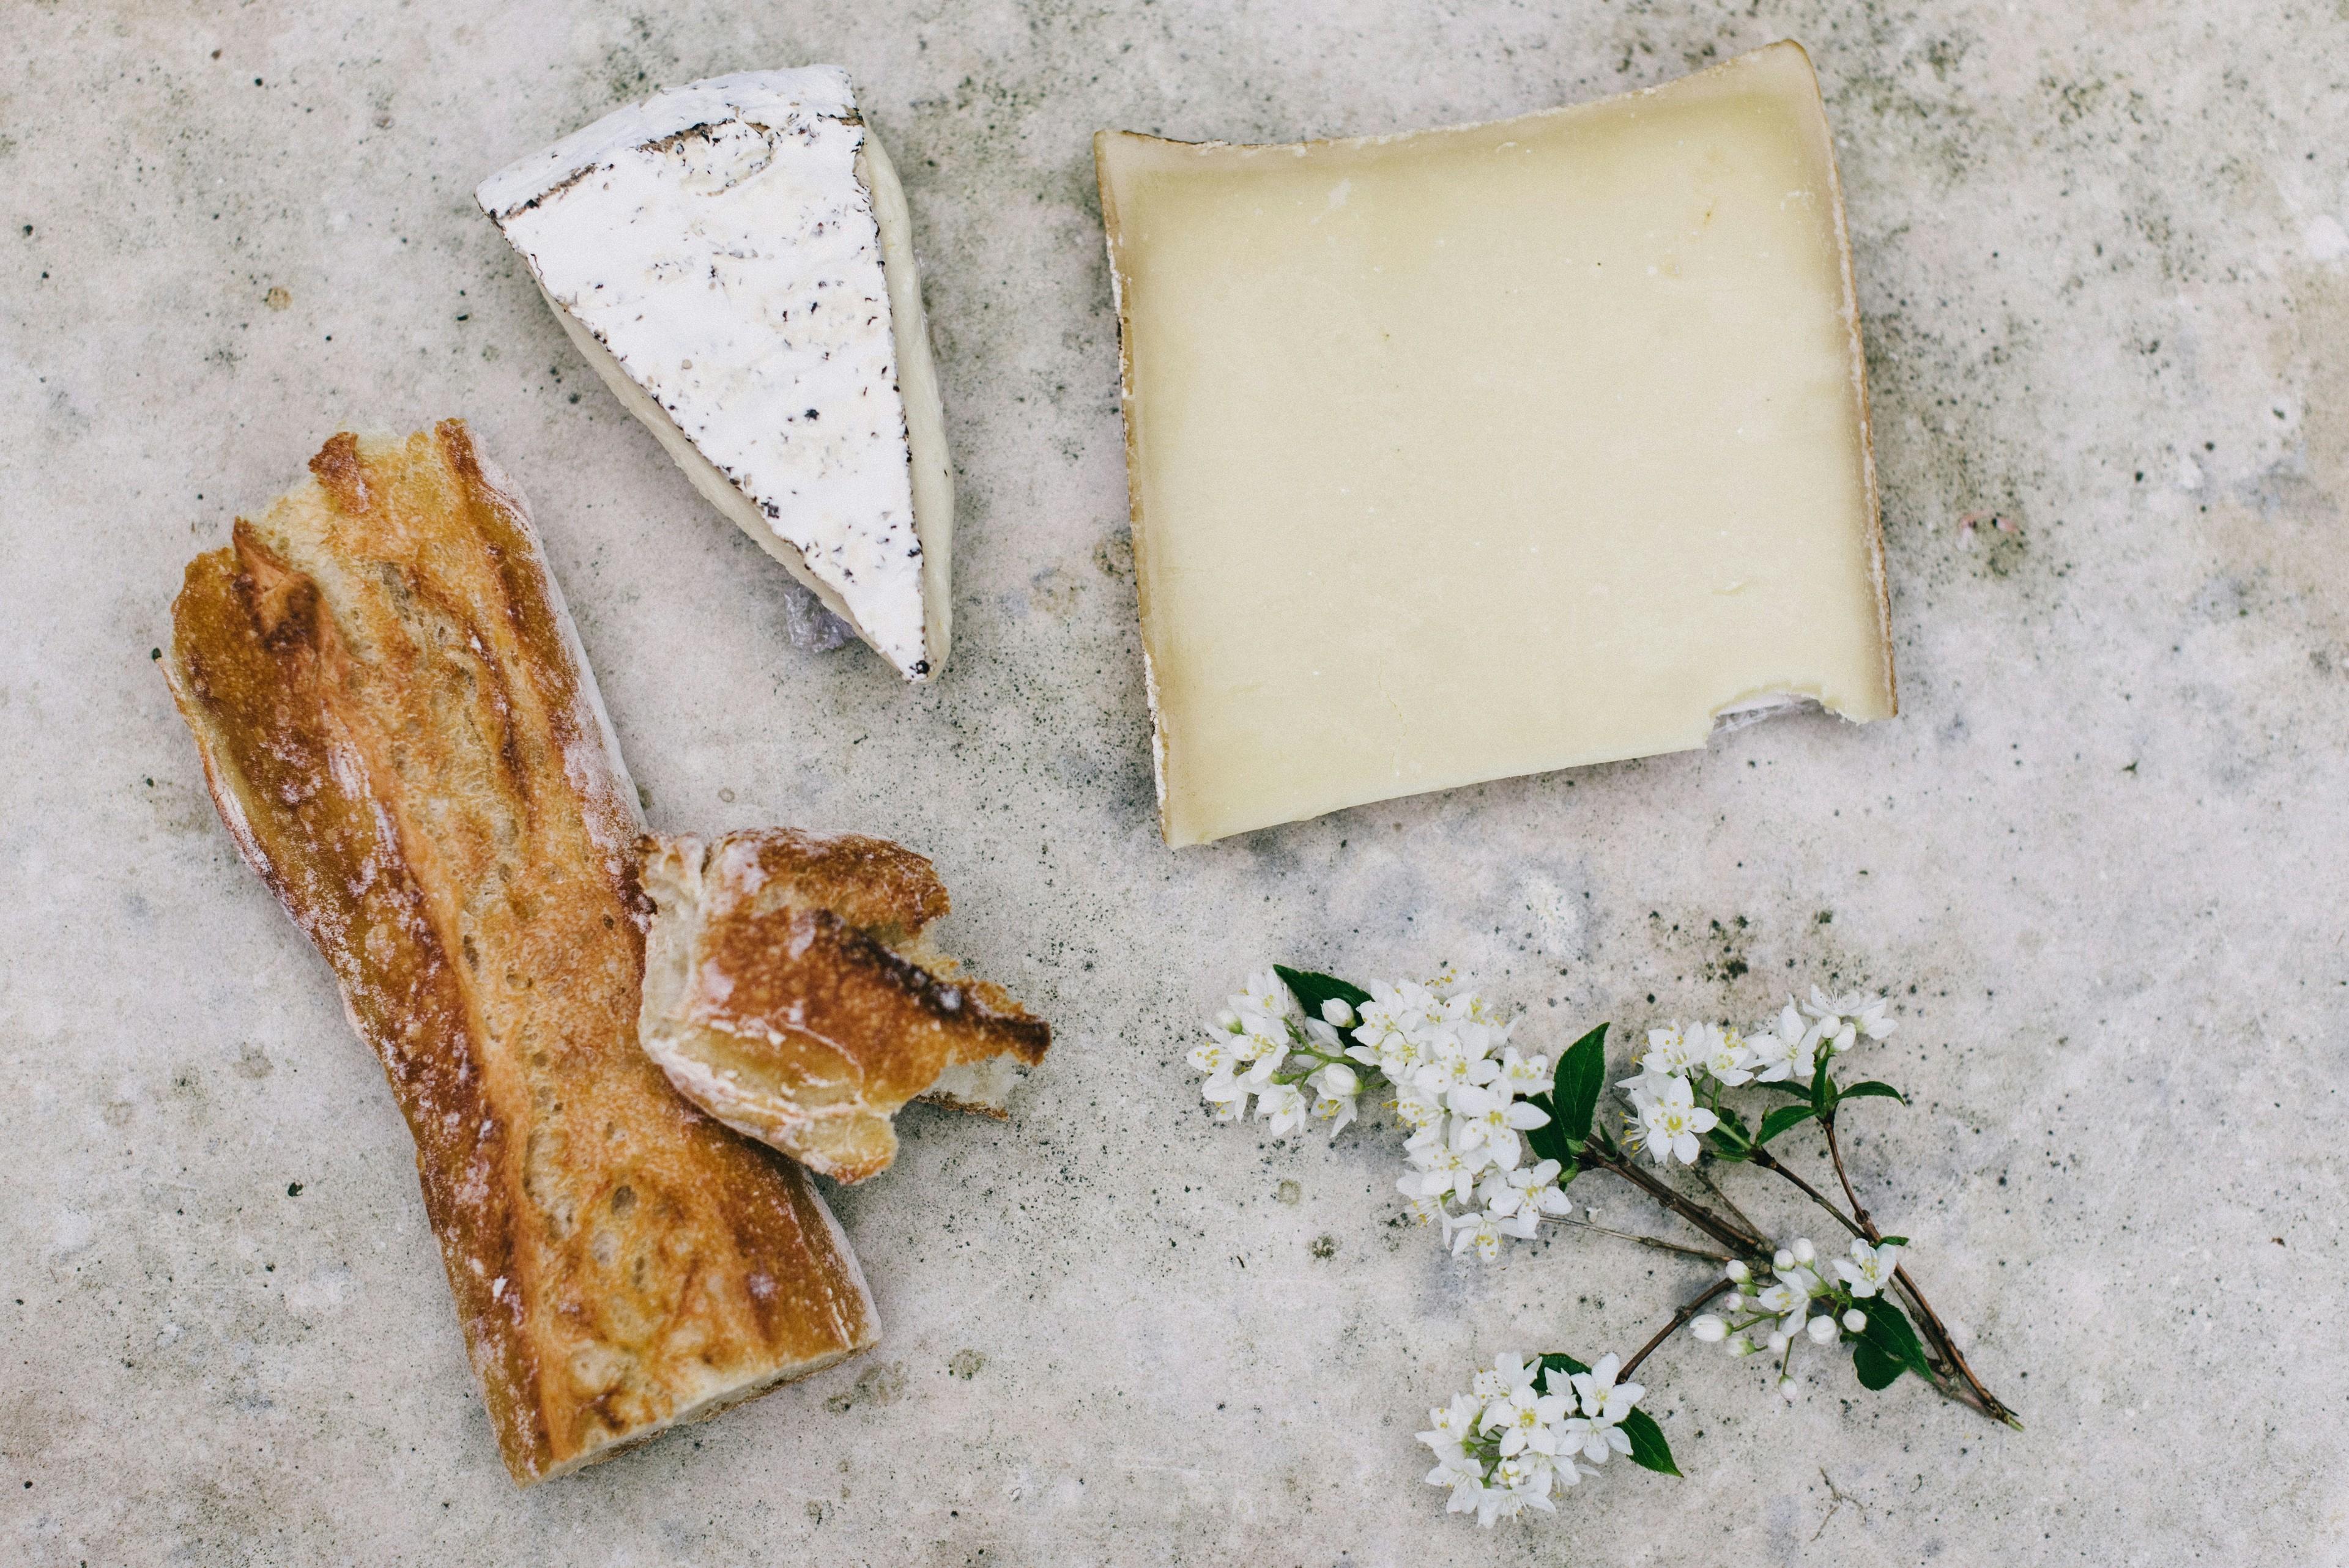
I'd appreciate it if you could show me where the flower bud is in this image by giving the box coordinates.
[1842,1309,1866,1333]
[1690,1315,1726,1343]
[1791,1237,1816,1265]
[1806,1315,1838,1345]
[1724,1260,1751,1284]
[1723,1292,1744,1312]
[1773,1248,1795,1271]
[1766,1331,1791,1354]
[1778,1376,1798,1402]
[1726,1334,1754,1358]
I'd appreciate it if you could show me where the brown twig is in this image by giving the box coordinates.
[1621,1277,1737,1380]
[1820,1114,2022,1429]
[1541,1213,1732,1263]
[1580,1145,1768,1257]
[1691,1158,1765,1242]
[1748,1146,1866,1238]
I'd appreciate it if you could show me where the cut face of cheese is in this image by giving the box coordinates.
[478,68,951,681]
[1095,42,1895,846]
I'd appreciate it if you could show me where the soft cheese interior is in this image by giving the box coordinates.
[1097,42,1896,845]
[479,68,951,681]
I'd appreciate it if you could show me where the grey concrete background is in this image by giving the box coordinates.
[4,1,2343,1561]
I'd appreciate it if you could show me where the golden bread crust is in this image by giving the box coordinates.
[165,422,877,1485]
[640,830,1050,1184]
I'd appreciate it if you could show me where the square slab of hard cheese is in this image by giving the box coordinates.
[1096,42,1894,846]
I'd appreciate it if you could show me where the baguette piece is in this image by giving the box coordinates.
[640,830,1051,1184]
[164,421,877,1485]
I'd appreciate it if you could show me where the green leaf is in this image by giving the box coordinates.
[1551,1024,1609,1152]
[1522,1093,1574,1169]
[1852,1338,1905,1390]
[1839,1081,1907,1104]
[1876,1234,1909,1247]
[1274,966,1372,1024]
[1755,1079,1811,1099]
[1809,1055,1837,1117]
[1756,1104,1818,1146]
[1853,1295,1935,1381]
[1619,1407,1681,1476]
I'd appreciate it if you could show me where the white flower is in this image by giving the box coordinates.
[1493,1048,1550,1098]
[1690,1314,1726,1343]
[1804,986,1896,1054]
[1311,1093,1358,1137]
[1755,1280,1805,1317]
[1685,1021,1754,1087]
[1395,1175,1445,1226]
[1632,1076,1718,1166]
[1445,1209,1505,1261]
[1256,1081,1310,1135]
[1200,1070,1250,1122]
[1494,1455,1550,1511]
[1320,996,1357,1028]
[1391,1084,1447,1130]
[1308,1062,1360,1136]
[1747,1000,1820,1083]
[1833,1237,1903,1298]
[1558,1411,1633,1465]
[1418,1391,1482,1459]
[1483,1377,1569,1457]
[1414,1048,1493,1103]
[1449,1084,1550,1170]
[1472,1353,1539,1403]
[1568,1353,1644,1427]
[1235,969,1296,1023]
[1406,1130,1484,1205]
[1474,1477,1527,1526]
[1642,1024,1698,1076]
[1482,1158,1573,1227]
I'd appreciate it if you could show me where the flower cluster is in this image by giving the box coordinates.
[1417,1352,1647,1526]
[1688,1236,1907,1397]
[1189,969,1364,1136]
[1618,988,1897,1165]
[1189,969,1570,1259]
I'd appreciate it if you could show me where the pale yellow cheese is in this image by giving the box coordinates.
[1095,42,1895,847]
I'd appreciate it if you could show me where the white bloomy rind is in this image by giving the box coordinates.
[478,67,952,681]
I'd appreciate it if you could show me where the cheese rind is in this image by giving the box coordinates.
[479,67,951,680]
[1096,42,1894,846]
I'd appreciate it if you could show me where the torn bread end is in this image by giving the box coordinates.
[638,829,1048,1184]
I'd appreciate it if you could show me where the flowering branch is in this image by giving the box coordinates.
[1187,966,2019,1525]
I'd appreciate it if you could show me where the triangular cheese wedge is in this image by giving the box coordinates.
[478,68,951,681]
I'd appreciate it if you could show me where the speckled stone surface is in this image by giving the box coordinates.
[6,1,2345,1561]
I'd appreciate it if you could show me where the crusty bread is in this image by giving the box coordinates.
[640,830,1050,1185]
[164,422,877,1485]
